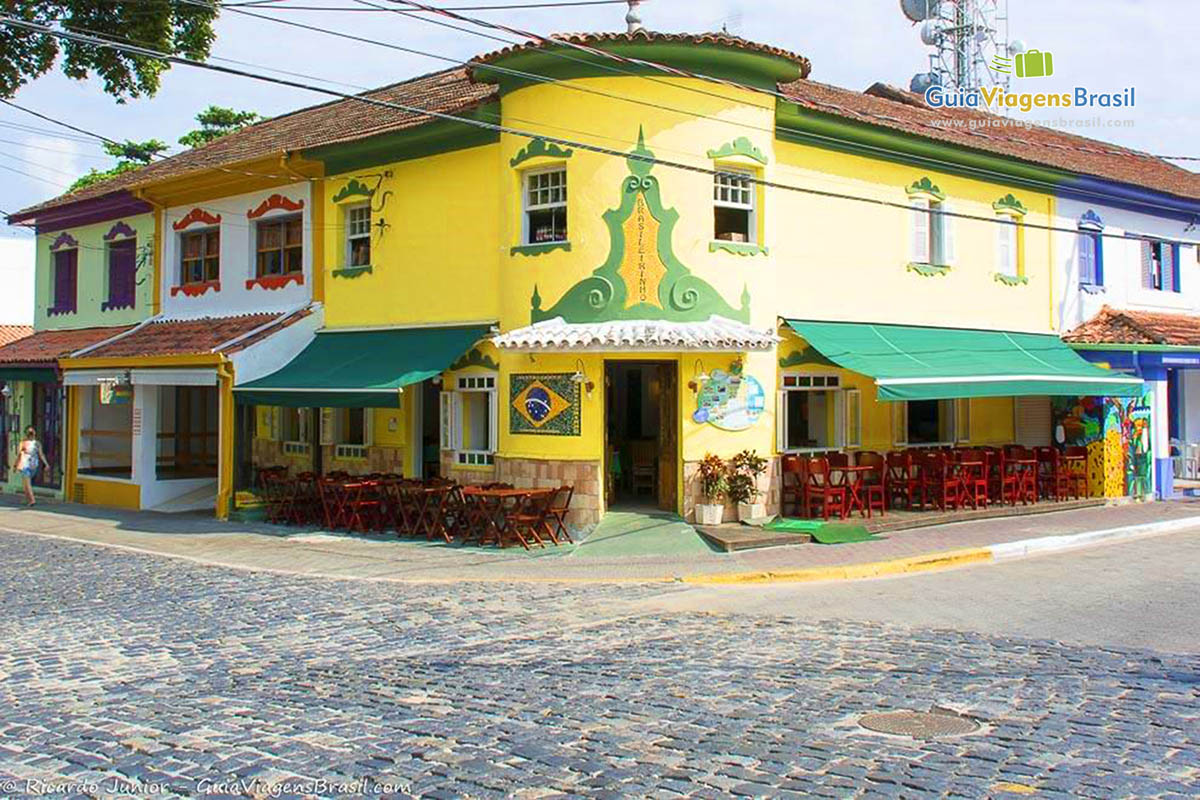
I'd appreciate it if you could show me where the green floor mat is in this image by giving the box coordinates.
[572,510,720,558]
[766,518,879,545]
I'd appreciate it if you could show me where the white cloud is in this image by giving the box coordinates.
[0,236,35,325]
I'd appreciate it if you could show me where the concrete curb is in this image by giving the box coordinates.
[682,515,1200,585]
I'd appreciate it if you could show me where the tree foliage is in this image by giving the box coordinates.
[1,1,219,100]
[177,105,261,148]
[69,139,167,192]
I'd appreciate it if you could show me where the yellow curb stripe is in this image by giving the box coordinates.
[681,547,994,585]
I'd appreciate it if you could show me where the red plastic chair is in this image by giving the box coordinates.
[804,457,847,520]
[856,451,887,518]
[920,452,961,512]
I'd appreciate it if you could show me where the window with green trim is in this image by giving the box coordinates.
[523,167,567,245]
[714,168,756,244]
[345,203,372,268]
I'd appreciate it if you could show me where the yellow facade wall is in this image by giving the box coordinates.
[74,477,140,510]
[322,145,502,329]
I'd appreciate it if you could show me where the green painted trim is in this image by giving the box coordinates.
[709,240,768,256]
[775,103,1070,195]
[707,136,768,165]
[475,42,804,95]
[905,176,945,201]
[533,127,749,324]
[449,348,499,371]
[510,138,573,167]
[779,347,836,368]
[511,241,571,256]
[331,178,375,204]
[1065,342,1184,352]
[332,264,374,279]
[906,262,951,277]
[992,193,1028,216]
[993,272,1030,286]
[305,104,501,175]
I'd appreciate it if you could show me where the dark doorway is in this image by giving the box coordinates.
[32,381,63,489]
[605,361,678,512]
[421,379,441,479]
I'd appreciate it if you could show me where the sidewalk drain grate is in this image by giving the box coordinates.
[857,708,980,739]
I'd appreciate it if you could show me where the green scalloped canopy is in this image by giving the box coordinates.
[532,128,749,324]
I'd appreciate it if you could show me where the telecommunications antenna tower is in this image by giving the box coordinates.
[902,0,1017,95]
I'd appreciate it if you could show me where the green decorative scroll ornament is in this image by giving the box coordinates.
[331,265,373,279]
[509,138,573,167]
[531,127,750,324]
[450,348,499,371]
[511,241,571,257]
[710,241,768,257]
[331,178,375,204]
[706,136,767,165]
[779,347,836,368]
[906,262,952,277]
[905,176,945,200]
[993,272,1029,286]
[992,193,1028,216]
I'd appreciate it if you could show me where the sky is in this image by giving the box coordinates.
[0,0,1196,322]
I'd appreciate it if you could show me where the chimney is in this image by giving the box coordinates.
[626,0,644,33]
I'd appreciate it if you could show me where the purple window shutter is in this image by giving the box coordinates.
[107,239,136,308]
[53,249,78,311]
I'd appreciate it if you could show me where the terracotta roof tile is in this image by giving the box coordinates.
[0,326,133,366]
[81,313,291,360]
[12,35,1200,220]
[1062,306,1200,346]
[11,67,495,219]
[0,325,33,348]
[472,30,812,77]
[779,81,1200,201]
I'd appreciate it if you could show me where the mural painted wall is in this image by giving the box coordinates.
[1051,393,1152,498]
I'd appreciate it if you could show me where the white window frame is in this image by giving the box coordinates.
[345,203,372,268]
[996,213,1020,278]
[776,373,846,454]
[909,196,953,266]
[713,168,757,245]
[522,167,568,246]
[325,407,371,460]
[280,407,312,455]
[450,375,497,466]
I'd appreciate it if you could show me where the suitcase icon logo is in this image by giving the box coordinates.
[1015,49,1054,79]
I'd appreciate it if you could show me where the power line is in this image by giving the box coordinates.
[1,99,123,147]
[0,162,71,190]
[0,151,92,179]
[3,14,1188,242]
[224,0,632,8]
[0,136,113,160]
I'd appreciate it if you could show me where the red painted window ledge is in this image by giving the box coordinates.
[245,273,304,291]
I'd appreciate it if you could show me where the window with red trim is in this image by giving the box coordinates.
[256,215,303,277]
[181,229,220,285]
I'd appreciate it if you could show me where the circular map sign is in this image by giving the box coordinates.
[693,367,765,431]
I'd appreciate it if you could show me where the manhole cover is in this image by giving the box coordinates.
[857,708,980,739]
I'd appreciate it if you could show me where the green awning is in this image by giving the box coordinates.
[235,325,490,408]
[0,367,57,384]
[784,319,1143,401]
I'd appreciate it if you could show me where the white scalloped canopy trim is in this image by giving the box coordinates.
[491,316,780,352]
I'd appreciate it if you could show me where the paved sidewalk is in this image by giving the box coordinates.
[1,494,1198,583]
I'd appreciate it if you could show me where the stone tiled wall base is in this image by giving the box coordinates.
[494,457,602,528]
[682,456,781,524]
[252,440,315,478]
[253,441,407,478]
[441,452,497,485]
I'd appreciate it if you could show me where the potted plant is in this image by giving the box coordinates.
[728,449,770,521]
[695,453,727,525]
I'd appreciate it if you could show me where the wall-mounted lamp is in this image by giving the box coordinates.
[570,359,595,396]
[687,358,711,393]
[431,374,442,386]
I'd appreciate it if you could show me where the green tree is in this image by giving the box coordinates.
[177,105,261,148]
[1,1,218,100]
[69,139,167,192]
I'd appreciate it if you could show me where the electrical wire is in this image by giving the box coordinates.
[224,0,634,9]
[4,14,1191,242]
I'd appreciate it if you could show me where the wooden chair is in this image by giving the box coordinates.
[957,449,989,509]
[885,451,918,510]
[780,454,806,517]
[1035,446,1067,501]
[545,485,575,544]
[628,440,657,497]
[856,451,887,518]
[1062,446,1089,499]
[920,452,961,512]
[804,457,846,520]
[505,489,554,550]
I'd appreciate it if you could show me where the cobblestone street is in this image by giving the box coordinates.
[1,531,1198,798]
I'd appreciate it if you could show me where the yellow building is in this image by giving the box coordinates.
[10,31,1149,525]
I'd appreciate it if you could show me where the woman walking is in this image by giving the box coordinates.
[14,426,40,507]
